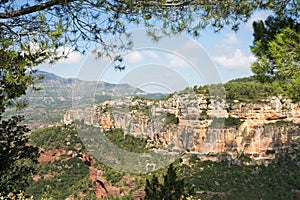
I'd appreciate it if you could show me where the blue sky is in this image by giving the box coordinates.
[39,10,272,92]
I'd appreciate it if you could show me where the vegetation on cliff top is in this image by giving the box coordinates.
[124,76,284,106]
[193,78,280,103]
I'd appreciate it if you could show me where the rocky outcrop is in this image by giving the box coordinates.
[89,167,110,199]
[38,149,77,164]
[89,167,144,199]
[64,93,300,161]
[36,148,141,199]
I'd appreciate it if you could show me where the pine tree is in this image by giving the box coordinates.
[145,163,193,200]
[161,164,185,200]
[145,175,161,200]
[251,15,300,101]
[0,116,39,195]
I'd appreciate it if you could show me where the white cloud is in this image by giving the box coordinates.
[212,49,256,69]
[56,46,83,64]
[212,33,243,55]
[126,51,144,64]
[167,54,188,68]
[208,31,256,69]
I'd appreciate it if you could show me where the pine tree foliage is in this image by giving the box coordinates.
[0,0,298,66]
[161,164,185,200]
[0,49,44,114]
[250,15,300,101]
[145,163,192,200]
[0,116,39,195]
[145,175,161,200]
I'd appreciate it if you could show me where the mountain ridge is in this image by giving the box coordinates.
[7,70,162,129]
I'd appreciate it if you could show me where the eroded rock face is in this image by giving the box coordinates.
[89,168,105,198]
[36,149,140,199]
[64,94,300,161]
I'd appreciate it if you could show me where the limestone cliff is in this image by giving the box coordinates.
[64,92,300,161]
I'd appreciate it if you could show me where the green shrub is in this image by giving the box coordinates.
[224,116,242,129]
[105,129,149,153]
[266,149,276,154]
[209,117,242,129]
[165,112,179,125]
[199,109,208,120]
[103,167,125,184]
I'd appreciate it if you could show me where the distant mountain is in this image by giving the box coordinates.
[8,71,159,129]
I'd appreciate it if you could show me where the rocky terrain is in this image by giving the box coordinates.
[65,90,300,162]
[35,149,144,199]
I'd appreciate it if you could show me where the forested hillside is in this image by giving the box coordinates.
[1,123,298,199]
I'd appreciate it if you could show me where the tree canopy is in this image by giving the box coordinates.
[0,1,298,57]
[0,116,39,195]
[145,163,193,200]
[250,14,300,101]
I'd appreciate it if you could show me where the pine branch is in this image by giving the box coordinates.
[0,0,76,19]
